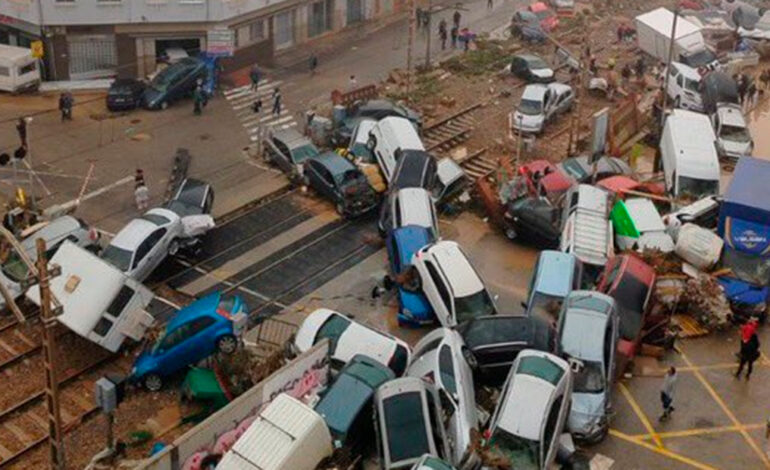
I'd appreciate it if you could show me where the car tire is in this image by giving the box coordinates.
[335,202,345,215]
[217,335,238,354]
[144,374,163,392]
[160,101,168,111]
[505,227,517,240]
[168,239,180,256]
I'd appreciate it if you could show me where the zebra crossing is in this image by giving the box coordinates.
[223,78,298,142]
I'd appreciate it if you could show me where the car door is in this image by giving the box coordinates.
[305,160,323,193]
[317,164,339,202]
[272,139,292,174]
[422,260,454,326]
[543,89,554,120]
[134,228,168,280]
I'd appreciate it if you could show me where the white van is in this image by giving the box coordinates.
[367,116,424,183]
[666,62,703,111]
[217,394,333,470]
[0,44,40,93]
[25,241,155,353]
[660,109,721,199]
[560,184,614,269]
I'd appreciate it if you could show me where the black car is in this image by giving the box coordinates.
[503,195,561,248]
[163,178,214,217]
[143,57,208,110]
[510,54,555,83]
[333,99,421,146]
[510,11,547,43]
[264,128,321,182]
[304,152,377,217]
[106,79,146,111]
[390,149,438,194]
[457,315,554,385]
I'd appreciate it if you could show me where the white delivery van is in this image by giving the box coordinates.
[25,241,155,353]
[217,394,333,470]
[660,109,721,200]
[666,62,703,111]
[0,44,40,93]
[367,116,424,183]
[635,8,718,70]
[560,184,614,269]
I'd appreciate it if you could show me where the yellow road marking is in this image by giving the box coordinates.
[609,429,718,470]
[634,423,765,440]
[618,382,664,448]
[681,352,770,469]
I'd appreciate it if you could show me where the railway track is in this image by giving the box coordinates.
[0,353,116,468]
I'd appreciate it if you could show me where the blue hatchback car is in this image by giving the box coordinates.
[523,250,583,319]
[385,225,434,326]
[132,291,245,391]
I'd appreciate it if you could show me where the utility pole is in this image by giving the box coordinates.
[661,8,679,125]
[36,238,64,470]
[566,29,588,158]
[406,0,416,102]
[424,0,433,68]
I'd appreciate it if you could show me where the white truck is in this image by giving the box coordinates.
[635,8,719,71]
[0,44,40,93]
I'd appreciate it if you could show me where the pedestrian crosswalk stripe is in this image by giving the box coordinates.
[223,79,281,97]
[224,76,297,139]
[241,109,289,126]
[281,122,298,129]
[229,87,281,106]
[225,80,283,101]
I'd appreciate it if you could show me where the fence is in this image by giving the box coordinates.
[136,339,329,470]
[331,84,378,106]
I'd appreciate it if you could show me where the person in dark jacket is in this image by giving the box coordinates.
[250,64,261,91]
[736,332,761,380]
[193,85,205,115]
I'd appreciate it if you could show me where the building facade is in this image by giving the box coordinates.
[0,0,405,80]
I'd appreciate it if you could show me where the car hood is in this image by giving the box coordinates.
[568,392,607,434]
[132,350,158,378]
[531,68,554,80]
[513,111,544,131]
[398,288,434,320]
[143,87,163,105]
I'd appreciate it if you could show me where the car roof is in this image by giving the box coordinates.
[273,128,313,149]
[108,218,160,251]
[617,254,656,285]
[534,251,576,298]
[393,226,433,266]
[311,151,355,175]
[424,241,483,297]
[623,198,666,233]
[666,110,720,179]
[166,291,222,332]
[498,374,554,440]
[351,119,377,144]
[716,105,747,127]
[560,307,608,362]
[396,188,434,225]
[548,83,572,94]
[522,84,548,100]
[22,216,82,248]
[393,150,432,188]
[671,61,701,80]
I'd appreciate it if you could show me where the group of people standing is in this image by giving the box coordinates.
[249,64,282,117]
[436,10,472,52]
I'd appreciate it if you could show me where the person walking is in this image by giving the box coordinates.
[134,168,145,188]
[450,25,459,49]
[660,367,677,421]
[193,85,205,115]
[487,0,493,9]
[272,87,282,116]
[747,78,758,109]
[309,53,318,75]
[59,92,73,121]
[438,19,448,50]
[251,97,263,114]
[738,73,748,105]
[453,10,461,28]
[250,64,261,92]
[348,75,358,90]
[134,182,150,211]
[736,328,761,381]
[16,118,27,149]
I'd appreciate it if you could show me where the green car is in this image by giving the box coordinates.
[315,354,395,452]
[182,367,229,420]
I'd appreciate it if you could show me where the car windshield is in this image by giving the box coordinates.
[573,360,605,393]
[488,428,539,469]
[613,275,648,341]
[102,245,133,272]
[682,49,716,68]
[383,392,430,463]
[1,251,29,283]
[455,289,496,324]
[684,78,700,93]
[561,159,588,180]
[349,143,375,163]
[530,292,564,319]
[459,316,529,348]
[140,213,170,226]
[723,247,770,286]
[720,124,752,143]
[315,314,351,352]
[519,98,542,115]
[678,176,718,199]
[528,58,549,70]
[291,144,320,164]
[338,169,367,187]
[518,355,564,385]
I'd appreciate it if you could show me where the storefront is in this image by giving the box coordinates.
[0,15,41,48]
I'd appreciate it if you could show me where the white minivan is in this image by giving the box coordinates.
[712,104,753,159]
[368,116,424,182]
[660,109,721,199]
[0,44,40,93]
[666,61,703,111]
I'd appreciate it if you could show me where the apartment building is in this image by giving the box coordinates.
[0,0,406,81]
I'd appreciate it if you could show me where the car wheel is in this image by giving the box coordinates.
[168,239,180,256]
[505,227,518,240]
[160,101,168,111]
[217,335,238,354]
[144,374,163,392]
[335,202,345,215]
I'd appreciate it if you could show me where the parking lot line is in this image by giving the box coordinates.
[609,429,718,470]
[618,383,664,448]
[633,423,765,441]
[681,352,770,469]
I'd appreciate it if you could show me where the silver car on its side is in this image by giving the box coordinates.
[556,291,619,443]
[374,377,451,469]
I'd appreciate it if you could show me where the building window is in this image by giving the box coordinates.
[274,10,295,49]
[308,0,334,38]
[0,66,9,77]
[249,20,265,42]
[55,0,75,3]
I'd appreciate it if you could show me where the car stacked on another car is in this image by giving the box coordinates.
[294,308,412,375]
[143,57,207,110]
[163,178,214,217]
[264,128,321,183]
[559,155,632,184]
[379,187,439,240]
[523,250,583,320]
[304,151,378,217]
[556,291,619,442]
[333,99,422,147]
[386,226,436,326]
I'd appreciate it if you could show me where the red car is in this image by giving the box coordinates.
[528,2,559,32]
[519,159,573,204]
[596,254,656,373]
[597,175,666,199]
